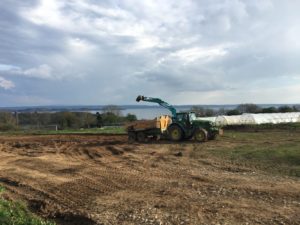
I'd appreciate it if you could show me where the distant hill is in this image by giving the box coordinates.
[0,104,298,113]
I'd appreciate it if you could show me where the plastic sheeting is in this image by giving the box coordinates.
[242,112,300,125]
[196,112,300,126]
[215,115,242,126]
[195,117,216,123]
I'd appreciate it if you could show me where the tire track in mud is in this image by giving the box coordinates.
[0,135,300,225]
[0,135,156,224]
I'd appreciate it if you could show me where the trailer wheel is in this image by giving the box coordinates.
[128,132,136,143]
[137,132,146,142]
[168,125,183,141]
[194,128,208,142]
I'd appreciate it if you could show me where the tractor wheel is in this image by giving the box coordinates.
[194,128,208,142]
[128,132,136,143]
[137,132,146,142]
[208,133,218,140]
[168,125,183,141]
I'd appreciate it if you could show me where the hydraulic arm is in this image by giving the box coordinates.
[136,95,177,118]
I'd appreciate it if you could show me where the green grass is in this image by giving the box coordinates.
[219,144,300,177]
[224,122,300,131]
[193,130,300,177]
[0,126,126,135]
[0,187,55,225]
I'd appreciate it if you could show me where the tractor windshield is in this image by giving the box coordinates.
[189,112,196,121]
[176,113,187,122]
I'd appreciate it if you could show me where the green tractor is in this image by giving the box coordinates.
[129,95,221,142]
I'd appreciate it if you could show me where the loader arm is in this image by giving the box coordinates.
[136,95,177,118]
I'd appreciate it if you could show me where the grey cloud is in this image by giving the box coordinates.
[0,0,300,106]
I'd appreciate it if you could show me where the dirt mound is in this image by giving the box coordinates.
[0,134,299,225]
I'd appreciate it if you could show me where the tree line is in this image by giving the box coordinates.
[191,104,300,117]
[1,104,299,131]
[0,105,137,131]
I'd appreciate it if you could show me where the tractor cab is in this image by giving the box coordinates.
[172,112,199,137]
[174,112,196,126]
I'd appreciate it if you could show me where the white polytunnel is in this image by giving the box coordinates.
[240,114,256,125]
[195,117,216,123]
[192,112,300,126]
[195,112,300,126]
[215,115,243,126]
[242,112,300,125]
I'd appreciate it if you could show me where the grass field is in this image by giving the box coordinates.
[192,129,300,177]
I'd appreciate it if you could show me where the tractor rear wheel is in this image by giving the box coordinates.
[168,125,183,141]
[194,128,208,142]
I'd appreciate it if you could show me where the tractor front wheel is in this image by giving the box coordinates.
[168,125,183,141]
[194,128,208,142]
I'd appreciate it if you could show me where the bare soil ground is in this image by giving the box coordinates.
[0,133,299,225]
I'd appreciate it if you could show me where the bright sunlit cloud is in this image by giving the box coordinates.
[0,76,15,90]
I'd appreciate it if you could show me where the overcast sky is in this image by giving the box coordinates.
[0,0,300,106]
